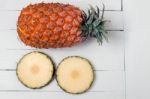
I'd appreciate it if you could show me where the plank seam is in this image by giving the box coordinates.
[121,0,126,98]
[0,69,125,71]
[0,10,123,12]
[0,90,106,92]
[121,0,124,11]
[0,29,124,31]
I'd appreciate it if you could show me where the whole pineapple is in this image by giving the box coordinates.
[17,3,107,48]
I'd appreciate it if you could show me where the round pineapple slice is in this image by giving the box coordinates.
[16,52,54,89]
[56,56,94,94]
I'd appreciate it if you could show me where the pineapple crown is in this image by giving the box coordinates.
[81,4,108,44]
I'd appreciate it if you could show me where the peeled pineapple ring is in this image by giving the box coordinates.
[16,52,54,89]
[56,56,94,94]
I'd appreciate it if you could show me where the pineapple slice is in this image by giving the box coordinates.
[56,56,94,94]
[16,52,54,89]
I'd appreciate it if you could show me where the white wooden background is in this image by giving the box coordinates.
[0,0,125,99]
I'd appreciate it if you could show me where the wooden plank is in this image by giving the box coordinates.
[0,31,124,70]
[0,11,123,30]
[0,91,125,99]
[0,71,125,91]
[0,0,122,11]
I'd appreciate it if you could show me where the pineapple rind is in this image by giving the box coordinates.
[17,3,82,48]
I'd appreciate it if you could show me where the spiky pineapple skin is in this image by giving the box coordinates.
[17,3,83,48]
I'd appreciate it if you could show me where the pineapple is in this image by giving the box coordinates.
[17,3,107,48]
[16,52,54,89]
[56,56,94,94]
